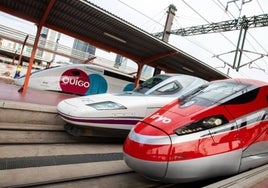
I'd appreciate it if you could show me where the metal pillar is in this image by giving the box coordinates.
[153,4,177,76]
[233,16,248,71]
[162,4,177,43]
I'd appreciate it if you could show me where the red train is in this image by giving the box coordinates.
[123,78,268,183]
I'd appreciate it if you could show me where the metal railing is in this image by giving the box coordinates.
[0,24,92,63]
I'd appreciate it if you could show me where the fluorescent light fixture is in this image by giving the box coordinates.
[104,32,127,43]
[182,66,194,73]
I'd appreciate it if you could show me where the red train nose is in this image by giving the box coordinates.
[123,122,171,181]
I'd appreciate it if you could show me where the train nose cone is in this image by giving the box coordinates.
[57,99,80,116]
[123,123,171,181]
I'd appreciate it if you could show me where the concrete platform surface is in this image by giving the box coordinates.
[0,143,127,187]
[205,164,268,188]
[0,82,77,125]
[0,81,75,106]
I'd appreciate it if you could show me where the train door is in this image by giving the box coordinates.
[238,87,268,172]
[223,87,268,172]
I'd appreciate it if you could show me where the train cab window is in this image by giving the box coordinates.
[195,82,247,102]
[134,74,170,94]
[179,81,248,106]
[152,81,181,95]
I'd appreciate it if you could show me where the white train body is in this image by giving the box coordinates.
[14,64,135,95]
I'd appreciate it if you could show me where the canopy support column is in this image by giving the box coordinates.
[134,63,144,88]
[19,0,56,94]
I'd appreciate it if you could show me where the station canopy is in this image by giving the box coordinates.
[0,0,228,81]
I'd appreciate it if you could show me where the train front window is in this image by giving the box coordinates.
[134,75,170,94]
[180,81,248,106]
[151,81,181,95]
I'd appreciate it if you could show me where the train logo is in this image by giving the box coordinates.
[60,69,90,95]
[150,113,171,124]
[59,68,109,95]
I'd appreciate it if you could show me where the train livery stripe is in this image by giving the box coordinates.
[59,112,141,125]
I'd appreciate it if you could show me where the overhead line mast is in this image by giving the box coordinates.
[153,4,177,76]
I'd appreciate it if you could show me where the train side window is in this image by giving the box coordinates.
[223,88,259,105]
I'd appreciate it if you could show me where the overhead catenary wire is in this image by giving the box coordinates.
[172,16,216,55]
[179,0,237,48]
[179,0,246,77]
[117,0,166,33]
[218,0,268,71]
[256,0,265,13]
[117,0,268,78]
[180,0,267,75]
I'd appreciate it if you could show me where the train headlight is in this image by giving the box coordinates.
[202,117,223,127]
[86,101,126,110]
[174,115,228,136]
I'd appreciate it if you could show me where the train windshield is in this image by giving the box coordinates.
[180,81,248,105]
[133,74,171,94]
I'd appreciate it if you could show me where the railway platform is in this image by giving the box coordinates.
[0,78,75,106]
[0,77,75,125]
[0,80,267,187]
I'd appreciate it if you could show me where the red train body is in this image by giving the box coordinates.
[123,78,268,183]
